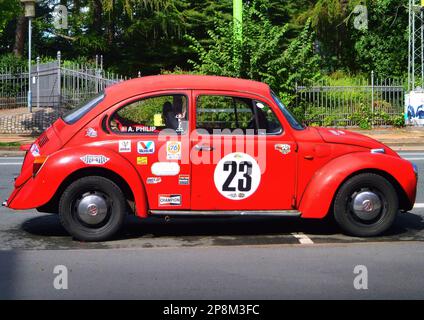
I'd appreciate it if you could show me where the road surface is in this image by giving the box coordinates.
[0,152,423,299]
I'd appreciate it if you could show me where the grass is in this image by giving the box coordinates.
[0,142,21,147]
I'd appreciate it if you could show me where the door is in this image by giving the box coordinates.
[190,90,298,211]
[108,91,191,210]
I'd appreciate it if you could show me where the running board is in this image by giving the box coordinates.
[149,210,301,217]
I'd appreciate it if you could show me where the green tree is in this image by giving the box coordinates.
[187,0,321,104]
[352,0,408,77]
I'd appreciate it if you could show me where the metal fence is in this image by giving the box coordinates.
[0,51,126,113]
[0,66,28,109]
[295,72,406,127]
[0,60,408,128]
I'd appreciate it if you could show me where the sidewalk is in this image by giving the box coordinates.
[0,127,423,156]
[350,127,424,151]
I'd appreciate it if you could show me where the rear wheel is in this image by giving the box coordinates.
[59,176,126,241]
[333,173,398,237]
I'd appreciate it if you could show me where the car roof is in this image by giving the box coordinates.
[105,75,271,102]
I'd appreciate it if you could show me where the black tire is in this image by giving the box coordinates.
[59,176,126,241]
[333,173,398,237]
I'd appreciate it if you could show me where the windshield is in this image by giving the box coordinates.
[62,93,105,124]
[271,91,305,130]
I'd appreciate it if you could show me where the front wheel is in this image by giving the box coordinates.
[333,173,398,237]
[59,176,126,241]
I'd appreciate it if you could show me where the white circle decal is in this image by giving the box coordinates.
[214,152,261,200]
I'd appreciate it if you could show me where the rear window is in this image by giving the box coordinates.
[62,93,105,124]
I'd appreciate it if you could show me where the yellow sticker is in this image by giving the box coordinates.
[137,156,148,165]
[154,114,164,127]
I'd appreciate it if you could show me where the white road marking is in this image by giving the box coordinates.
[0,163,22,165]
[414,203,424,208]
[292,233,314,244]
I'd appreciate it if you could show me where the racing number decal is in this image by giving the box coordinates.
[214,153,261,200]
[222,161,252,192]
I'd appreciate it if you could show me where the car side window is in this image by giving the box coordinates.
[253,100,283,134]
[196,95,282,135]
[109,94,188,134]
[196,95,253,133]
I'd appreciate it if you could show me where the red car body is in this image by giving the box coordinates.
[4,75,418,240]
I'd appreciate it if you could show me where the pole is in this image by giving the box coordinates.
[57,51,61,111]
[27,17,32,113]
[408,0,412,92]
[36,56,40,109]
[233,0,242,73]
[421,9,424,88]
[371,71,374,128]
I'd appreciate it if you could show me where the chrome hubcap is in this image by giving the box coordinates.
[76,193,108,225]
[351,191,382,221]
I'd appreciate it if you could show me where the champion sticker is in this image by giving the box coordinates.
[138,141,155,154]
[80,155,110,165]
[85,127,98,138]
[147,177,162,184]
[178,174,190,185]
[30,143,40,157]
[159,194,182,206]
[214,153,261,200]
[166,141,181,160]
[119,140,131,153]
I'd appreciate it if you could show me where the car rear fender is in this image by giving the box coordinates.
[9,147,149,217]
[298,152,417,218]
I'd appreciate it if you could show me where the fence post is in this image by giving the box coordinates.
[371,70,374,128]
[36,56,40,109]
[57,51,61,111]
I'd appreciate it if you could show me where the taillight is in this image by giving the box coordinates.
[33,156,47,177]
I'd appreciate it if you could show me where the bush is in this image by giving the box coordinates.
[186,0,321,105]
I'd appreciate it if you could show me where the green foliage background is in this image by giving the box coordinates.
[0,0,410,127]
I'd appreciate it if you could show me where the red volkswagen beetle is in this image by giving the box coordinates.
[4,75,418,241]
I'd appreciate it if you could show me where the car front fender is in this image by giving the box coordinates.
[298,152,417,218]
[7,147,149,217]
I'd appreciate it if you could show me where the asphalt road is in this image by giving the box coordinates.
[0,152,423,299]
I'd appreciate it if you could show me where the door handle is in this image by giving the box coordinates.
[194,144,214,151]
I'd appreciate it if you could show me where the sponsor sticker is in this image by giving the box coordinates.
[85,127,98,138]
[119,140,131,153]
[214,152,261,200]
[137,141,155,154]
[146,177,162,184]
[166,141,181,160]
[275,144,291,155]
[151,162,180,176]
[158,194,182,206]
[80,155,110,165]
[178,174,190,185]
[329,130,346,136]
[137,156,148,165]
[126,126,156,133]
[30,143,40,157]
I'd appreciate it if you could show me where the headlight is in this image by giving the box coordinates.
[371,148,385,154]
